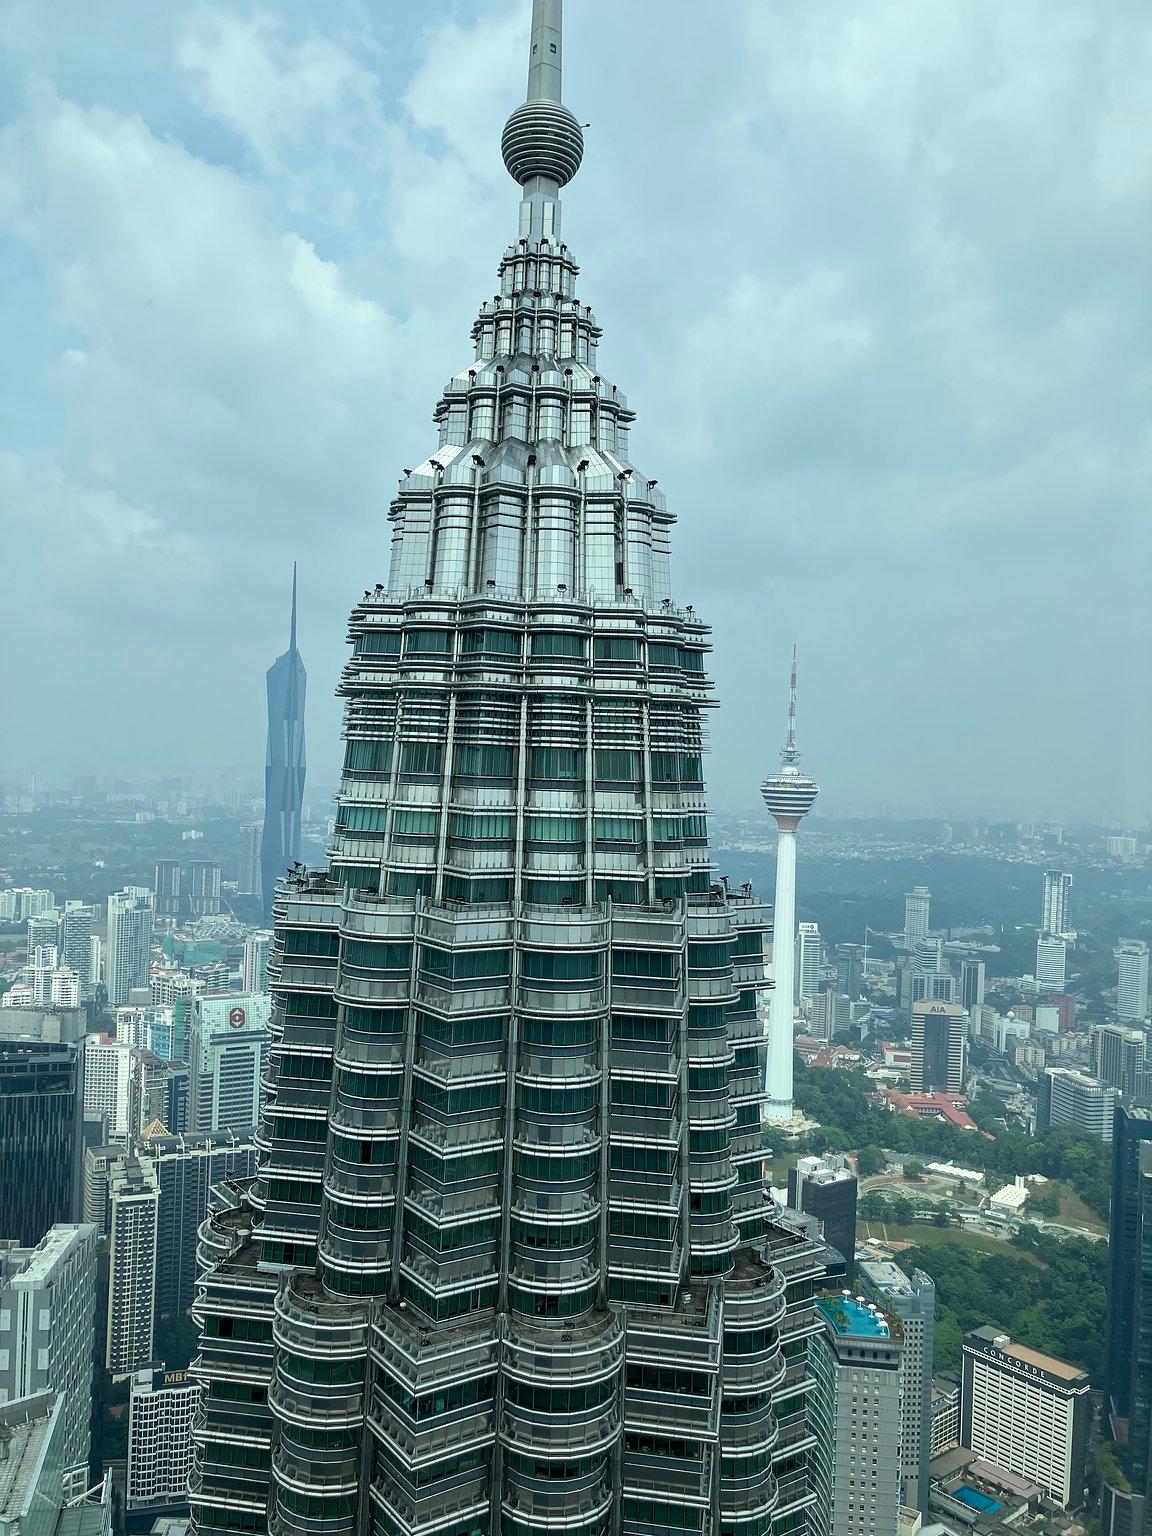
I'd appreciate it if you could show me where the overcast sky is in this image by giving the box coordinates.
[1,0,1148,823]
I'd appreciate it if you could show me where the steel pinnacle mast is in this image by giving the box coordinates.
[191,7,818,1536]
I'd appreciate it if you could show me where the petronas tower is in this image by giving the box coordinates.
[190,5,821,1534]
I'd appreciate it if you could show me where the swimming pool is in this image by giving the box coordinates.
[954,1486,1005,1515]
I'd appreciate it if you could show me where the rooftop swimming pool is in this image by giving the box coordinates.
[954,1486,1005,1515]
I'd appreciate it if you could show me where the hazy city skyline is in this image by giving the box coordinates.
[1,0,1148,822]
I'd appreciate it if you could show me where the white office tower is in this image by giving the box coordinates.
[1117,939,1151,1022]
[1042,870,1073,936]
[761,649,820,1124]
[106,1155,159,1378]
[810,1294,904,1536]
[241,929,273,995]
[89,934,103,991]
[903,886,930,950]
[1040,1067,1118,1142]
[188,993,271,1134]
[50,968,80,1008]
[797,921,822,1004]
[238,823,262,897]
[1036,934,1068,991]
[859,1260,935,1513]
[83,1034,136,1141]
[107,887,156,1008]
[127,1367,199,1517]
[0,1224,98,1497]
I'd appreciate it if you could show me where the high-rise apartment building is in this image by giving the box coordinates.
[910,1001,966,1095]
[0,887,55,922]
[127,1367,199,1519]
[238,823,262,897]
[241,930,273,995]
[961,1327,1090,1509]
[0,1040,84,1246]
[797,921,822,1004]
[1093,1024,1149,1099]
[187,861,223,918]
[836,943,864,1002]
[260,567,307,921]
[1036,934,1068,992]
[139,1129,258,1328]
[1042,870,1073,936]
[106,888,155,1008]
[1038,1066,1117,1141]
[859,1260,935,1512]
[187,994,270,1135]
[789,1155,859,1284]
[155,860,184,918]
[1117,941,1151,1023]
[0,1224,98,1496]
[190,8,808,1533]
[904,886,930,950]
[83,1034,136,1141]
[26,910,61,963]
[106,1155,159,1378]
[809,1295,904,1536]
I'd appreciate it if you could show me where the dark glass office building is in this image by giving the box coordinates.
[1103,1103,1152,1536]
[0,1041,83,1245]
[190,6,816,1535]
[260,566,307,920]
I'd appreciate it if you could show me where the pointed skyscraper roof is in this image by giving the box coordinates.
[289,560,298,652]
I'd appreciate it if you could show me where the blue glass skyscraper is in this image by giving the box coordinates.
[260,566,307,919]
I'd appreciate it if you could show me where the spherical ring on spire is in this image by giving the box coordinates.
[502,100,585,188]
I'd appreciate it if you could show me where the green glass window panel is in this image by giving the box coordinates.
[648,642,680,668]
[734,929,764,958]
[593,635,640,661]
[356,631,402,656]
[610,1144,674,1174]
[594,816,641,843]
[519,1081,599,1114]
[514,1150,598,1182]
[530,631,587,658]
[266,1177,322,1204]
[405,629,452,655]
[420,946,511,982]
[521,1016,597,1047]
[682,754,704,784]
[528,746,584,781]
[341,1006,405,1034]
[342,940,411,971]
[387,871,434,897]
[448,813,513,840]
[343,738,393,775]
[283,929,339,959]
[283,994,339,1020]
[525,816,583,842]
[689,1126,730,1153]
[337,805,388,833]
[442,875,513,903]
[267,1114,327,1143]
[609,1210,674,1239]
[408,1144,500,1183]
[683,813,708,838]
[331,864,380,890]
[520,950,602,983]
[688,1063,729,1091]
[399,742,443,775]
[338,1070,402,1100]
[521,878,585,905]
[593,749,640,782]
[612,948,679,980]
[393,808,438,836]
[688,941,734,969]
[461,628,521,656]
[650,751,680,783]
[594,879,647,903]
[610,1077,673,1108]
[419,1013,506,1047]
[454,744,516,778]
[331,1134,396,1166]
[681,647,705,673]
[413,1078,503,1115]
[611,1014,675,1044]
[327,1201,391,1231]
[652,816,683,843]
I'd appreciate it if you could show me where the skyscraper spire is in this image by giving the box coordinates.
[289,560,297,652]
[260,566,306,919]
[502,0,583,236]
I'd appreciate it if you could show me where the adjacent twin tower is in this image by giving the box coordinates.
[190,5,820,1535]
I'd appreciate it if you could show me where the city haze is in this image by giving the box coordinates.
[1,0,1148,821]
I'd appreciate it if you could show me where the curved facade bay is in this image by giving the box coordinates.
[190,4,822,1535]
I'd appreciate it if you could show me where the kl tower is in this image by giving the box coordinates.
[761,648,819,1125]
